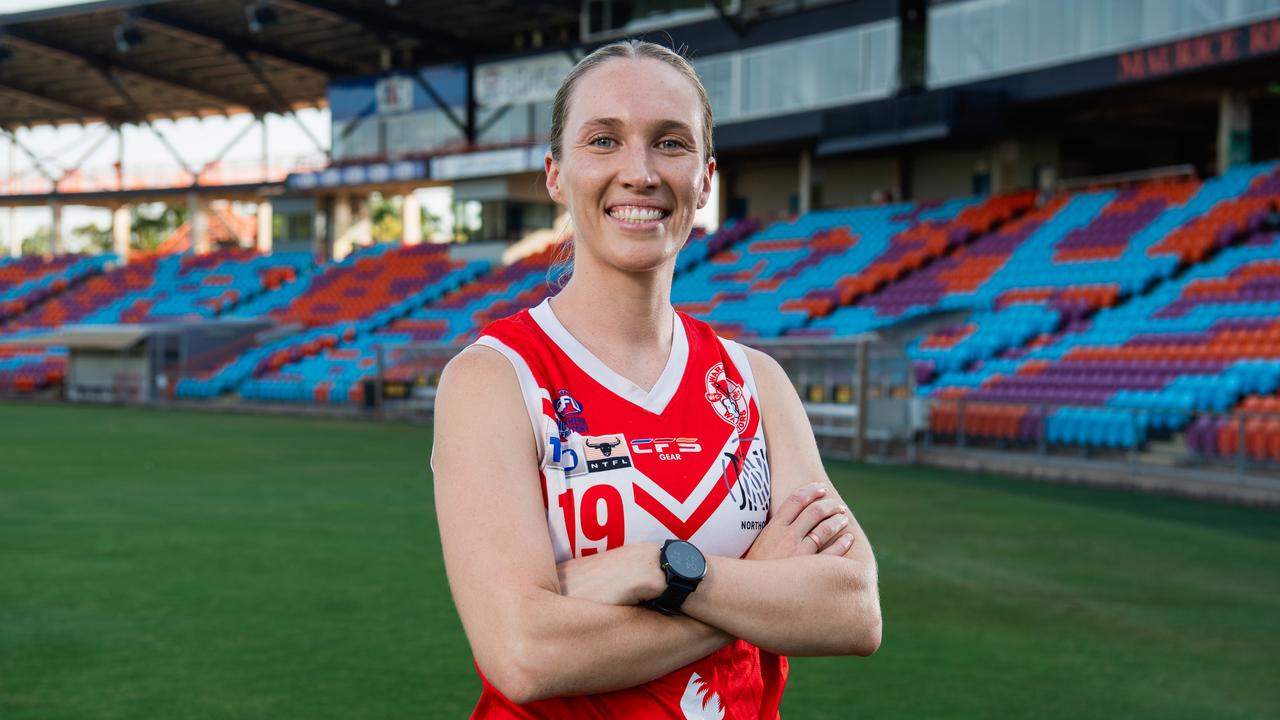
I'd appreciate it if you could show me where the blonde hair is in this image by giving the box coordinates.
[546,39,715,291]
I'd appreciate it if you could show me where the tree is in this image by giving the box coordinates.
[21,226,52,256]
[370,194,402,244]
[368,193,437,243]
[132,203,189,252]
[70,222,112,254]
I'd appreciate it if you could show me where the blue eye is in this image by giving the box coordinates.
[590,136,615,148]
[659,139,686,150]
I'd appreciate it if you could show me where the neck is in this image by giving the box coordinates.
[550,250,675,353]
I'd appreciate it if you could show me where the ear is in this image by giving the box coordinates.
[696,157,716,210]
[545,151,564,205]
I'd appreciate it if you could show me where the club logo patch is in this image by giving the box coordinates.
[704,362,749,434]
[554,389,588,439]
[582,433,633,473]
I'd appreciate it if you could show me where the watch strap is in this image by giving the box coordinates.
[643,577,697,616]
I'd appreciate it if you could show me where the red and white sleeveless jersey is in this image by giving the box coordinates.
[467,297,786,719]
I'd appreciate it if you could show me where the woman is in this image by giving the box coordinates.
[433,40,881,718]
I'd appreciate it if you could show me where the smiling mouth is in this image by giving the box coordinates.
[606,205,671,223]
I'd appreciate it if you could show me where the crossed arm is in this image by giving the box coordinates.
[432,345,881,704]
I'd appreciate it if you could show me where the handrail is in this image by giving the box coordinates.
[1055,164,1198,193]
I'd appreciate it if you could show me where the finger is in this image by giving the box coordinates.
[774,482,827,526]
[791,497,844,533]
[800,532,821,554]
[819,533,856,556]
[807,511,850,551]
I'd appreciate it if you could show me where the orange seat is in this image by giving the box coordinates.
[1264,419,1280,462]
[1245,417,1268,459]
[1218,421,1239,456]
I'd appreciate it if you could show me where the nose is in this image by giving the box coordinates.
[618,143,659,190]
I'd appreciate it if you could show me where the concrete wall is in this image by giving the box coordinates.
[1009,136,1061,192]
[730,159,799,221]
[67,350,149,402]
[819,154,901,208]
[270,196,317,252]
[911,147,989,201]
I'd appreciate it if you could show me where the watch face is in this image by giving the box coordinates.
[665,541,706,580]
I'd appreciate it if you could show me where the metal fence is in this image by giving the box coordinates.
[922,395,1280,482]
[370,335,920,461]
[358,335,1280,486]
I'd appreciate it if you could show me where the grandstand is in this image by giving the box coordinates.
[922,164,1280,450]
[5,161,1276,478]
[0,9,1278,465]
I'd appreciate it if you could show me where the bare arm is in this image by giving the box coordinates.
[432,345,731,703]
[545,348,882,657]
[678,347,881,656]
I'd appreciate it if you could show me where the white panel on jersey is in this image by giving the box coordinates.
[628,429,753,518]
[529,298,689,415]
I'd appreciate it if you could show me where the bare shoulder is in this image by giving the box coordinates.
[735,343,808,439]
[735,343,832,497]
[431,344,533,473]
[435,343,531,417]
[439,343,518,390]
[739,344,788,386]
[735,343,796,410]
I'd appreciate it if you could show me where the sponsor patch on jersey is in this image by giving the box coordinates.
[722,439,771,513]
[630,437,701,461]
[547,434,586,476]
[582,433,633,473]
[704,362,750,434]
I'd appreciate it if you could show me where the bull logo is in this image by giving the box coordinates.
[582,433,633,473]
[704,362,750,434]
[584,437,621,457]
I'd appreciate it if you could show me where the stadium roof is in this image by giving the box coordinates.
[5,324,158,350]
[0,0,581,128]
[1,318,273,349]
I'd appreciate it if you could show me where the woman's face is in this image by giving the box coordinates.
[546,57,715,274]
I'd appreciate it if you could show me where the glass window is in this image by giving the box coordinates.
[1108,1,1143,48]
[384,109,465,156]
[697,21,899,125]
[332,119,380,160]
[695,55,735,121]
[928,0,1280,88]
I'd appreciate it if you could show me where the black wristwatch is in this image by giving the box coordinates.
[641,539,706,616]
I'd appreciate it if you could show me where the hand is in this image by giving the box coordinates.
[745,482,854,560]
[557,543,666,606]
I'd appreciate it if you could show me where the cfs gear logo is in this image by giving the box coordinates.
[554,389,588,440]
[704,363,749,434]
[582,433,633,473]
[630,437,702,460]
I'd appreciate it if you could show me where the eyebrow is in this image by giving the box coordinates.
[578,117,696,136]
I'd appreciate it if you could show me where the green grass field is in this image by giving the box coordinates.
[1,402,1277,719]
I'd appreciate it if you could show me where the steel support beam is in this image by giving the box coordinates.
[277,0,464,54]
[135,7,351,77]
[6,30,267,113]
[708,0,748,37]
[0,80,121,122]
[2,128,58,184]
[410,71,469,140]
